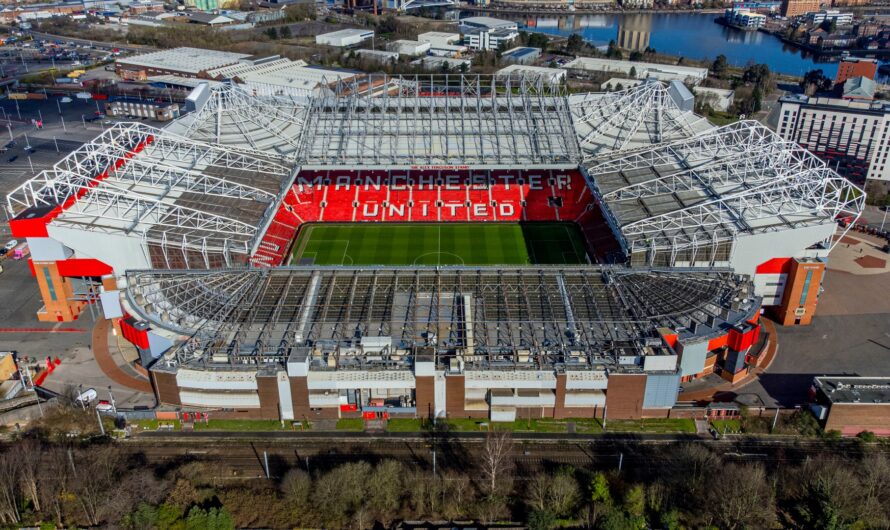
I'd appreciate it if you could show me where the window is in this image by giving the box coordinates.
[799,269,814,306]
[42,267,57,301]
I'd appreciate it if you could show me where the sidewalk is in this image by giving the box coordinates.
[92,318,153,393]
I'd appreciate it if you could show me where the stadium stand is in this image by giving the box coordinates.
[256,168,610,265]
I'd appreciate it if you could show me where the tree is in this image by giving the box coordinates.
[566,33,584,53]
[629,66,638,78]
[185,506,234,530]
[480,430,513,495]
[588,472,613,525]
[527,32,549,52]
[528,509,556,530]
[704,463,776,530]
[0,451,21,526]
[800,69,832,94]
[279,25,292,39]
[712,54,728,78]
[367,461,403,525]
[629,51,643,61]
[265,27,278,40]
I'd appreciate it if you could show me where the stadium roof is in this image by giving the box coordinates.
[165,83,312,160]
[584,120,864,264]
[125,266,759,372]
[569,81,711,158]
[6,123,291,268]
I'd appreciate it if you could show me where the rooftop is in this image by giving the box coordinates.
[459,16,517,29]
[116,47,250,75]
[815,376,890,405]
[125,266,759,372]
[585,120,864,263]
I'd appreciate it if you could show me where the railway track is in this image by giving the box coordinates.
[118,437,890,479]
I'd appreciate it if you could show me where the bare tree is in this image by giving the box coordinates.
[13,439,42,513]
[480,429,513,495]
[0,451,21,525]
[38,446,72,527]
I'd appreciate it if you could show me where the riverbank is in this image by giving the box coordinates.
[460,4,724,16]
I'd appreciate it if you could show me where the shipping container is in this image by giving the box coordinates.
[8,93,27,100]
[25,93,47,100]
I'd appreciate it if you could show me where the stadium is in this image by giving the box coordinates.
[7,75,864,421]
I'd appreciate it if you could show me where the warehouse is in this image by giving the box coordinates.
[115,47,251,80]
[316,28,374,47]
[387,39,431,57]
[565,56,708,85]
[496,64,566,84]
[501,47,542,65]
[811,376,890,436]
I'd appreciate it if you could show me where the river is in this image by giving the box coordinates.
[461,11,869,78]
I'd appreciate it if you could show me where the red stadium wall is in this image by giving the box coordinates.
[252,168,616,266]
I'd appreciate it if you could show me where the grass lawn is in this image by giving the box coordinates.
[336,418,365,431]
[603,418,696,434]
[291,222,588,266]
[193,420,292,432]
[711,419,742,434]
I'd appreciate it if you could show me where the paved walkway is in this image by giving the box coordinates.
[92,318,153,393]
[829,232,890,275]
[677,319,779,404]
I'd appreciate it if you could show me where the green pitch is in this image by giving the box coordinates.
[290,223,589,266]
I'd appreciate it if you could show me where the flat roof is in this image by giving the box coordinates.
[117,47,250,75]
[502,47,541,58]
[815,376,890,405]
[317,28,374,38]
[564,56,708,79]
[459,16,517,29]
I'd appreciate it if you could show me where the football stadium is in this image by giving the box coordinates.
[7,75,864,421]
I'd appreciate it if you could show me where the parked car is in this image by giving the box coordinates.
[4,140,15,148]
[7,155,17,162]
[95,400,114,413]
[60,96,72,103]
[3,240,18,251]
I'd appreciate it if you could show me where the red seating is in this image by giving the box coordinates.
[253,168,607,265]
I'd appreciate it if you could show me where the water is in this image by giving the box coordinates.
[462,11,864,78]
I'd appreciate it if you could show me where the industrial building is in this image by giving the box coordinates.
[500,47,542,65]
[115,47,251,80]
[119,49,358,97]
[458,16,518,32]
[387,40,431,57]
[811,377,890,436]
[6,76,863,422]
[564,56,708,85]
[496,64,566,84]
[315,28,374,47]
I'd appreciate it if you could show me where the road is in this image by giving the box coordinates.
[23,30,155,54]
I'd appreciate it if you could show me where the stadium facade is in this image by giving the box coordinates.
[7,76,863,421]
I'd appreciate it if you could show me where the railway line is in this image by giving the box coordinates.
[118,436,890,480]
